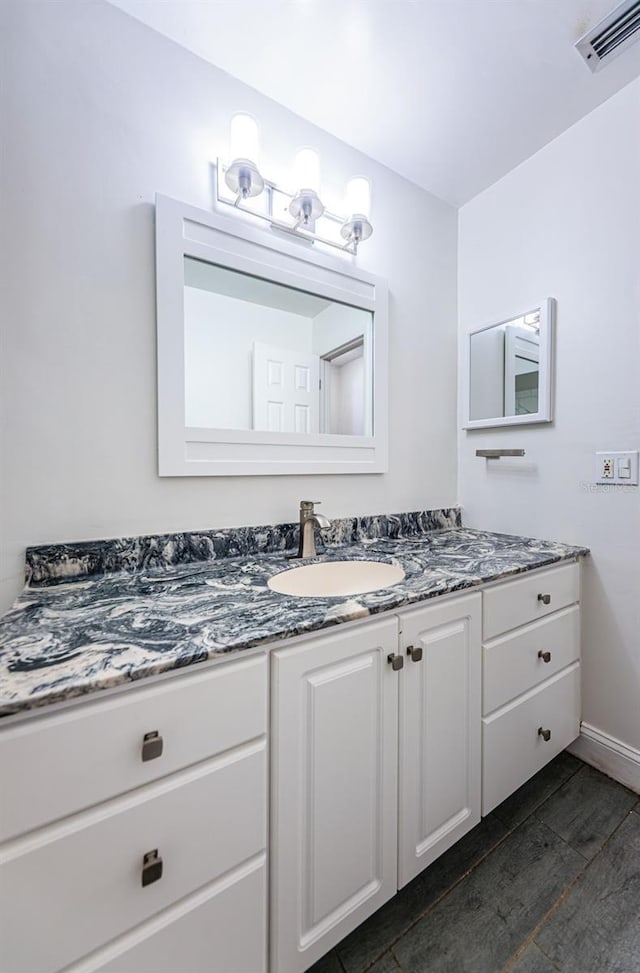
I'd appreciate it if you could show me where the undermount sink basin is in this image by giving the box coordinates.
[268,560,405,598]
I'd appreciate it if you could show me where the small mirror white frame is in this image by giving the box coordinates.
[462,298,555,430]
[155,195,388,476]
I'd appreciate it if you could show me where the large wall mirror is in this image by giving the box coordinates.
[184,258,373,437]
[156,196,388,475]
[462,298,555,429]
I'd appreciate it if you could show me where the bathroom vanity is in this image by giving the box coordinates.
[0,513,586,973]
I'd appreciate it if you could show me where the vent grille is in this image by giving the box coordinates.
[576,0,640,71]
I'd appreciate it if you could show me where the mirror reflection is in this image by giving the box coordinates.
[468,310,541,421]
[184,257,373,437]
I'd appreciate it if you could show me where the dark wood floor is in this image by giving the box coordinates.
[310,754,640,973]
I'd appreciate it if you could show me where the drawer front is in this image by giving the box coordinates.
[482,664,580,815]
[69,855,267,973]
[0,654,266,842]
[483,562,579,640]
[483,606,580,715]
[0,742,266,973]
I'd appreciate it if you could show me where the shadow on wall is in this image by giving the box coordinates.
[480,458,539,477]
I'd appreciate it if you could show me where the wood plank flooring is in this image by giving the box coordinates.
[309,755,639,973]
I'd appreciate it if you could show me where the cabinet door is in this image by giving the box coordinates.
[271,618,399,973]
[398,593,482,888]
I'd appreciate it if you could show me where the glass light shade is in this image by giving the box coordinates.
[229,113,260,163]
[293,147,321,193]
[345,176,371,219]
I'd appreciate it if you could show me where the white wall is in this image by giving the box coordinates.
[0,0,458,610]
[458,78,640,753]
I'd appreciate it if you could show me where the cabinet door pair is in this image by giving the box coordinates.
[271,594,481,973]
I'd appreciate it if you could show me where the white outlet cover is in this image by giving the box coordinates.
[594,451,639,485]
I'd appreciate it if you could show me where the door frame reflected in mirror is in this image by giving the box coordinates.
[462,298,555,430]
[156,195,388,476]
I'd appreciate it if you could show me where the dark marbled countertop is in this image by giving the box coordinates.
[0,527,588,719]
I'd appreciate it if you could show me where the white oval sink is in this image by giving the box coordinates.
[268,560,405,598]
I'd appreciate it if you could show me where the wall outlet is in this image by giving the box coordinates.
[599,456,614,479]
[595,451,639,485]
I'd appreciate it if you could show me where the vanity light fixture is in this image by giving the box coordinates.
[224,113,265,205]
[215,117,374,256]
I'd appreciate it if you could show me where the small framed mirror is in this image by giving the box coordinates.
[155,195,388,476]
[463,298,555,429]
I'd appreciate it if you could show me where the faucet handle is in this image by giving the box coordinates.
[300,500,321,511]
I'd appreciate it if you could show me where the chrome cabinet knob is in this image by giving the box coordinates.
[538,726,552,742]
[141,849,163,887]
[387,653,404,671]
[406,645,423,663]
[538,650,552,663]
[141,731,163,762]
[538,593,551,605]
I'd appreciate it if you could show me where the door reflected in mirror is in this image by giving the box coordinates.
[184,257,373,437]
[463,299,554,429]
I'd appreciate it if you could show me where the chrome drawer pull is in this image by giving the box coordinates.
[141,731,163,762]
[387,653,404,671]
[141,849,163,887]
[538,593,551,605]
[406,645,423,663]
[538,650,552,663]
[538,726,552,742]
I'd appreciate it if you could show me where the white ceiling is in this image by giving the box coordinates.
[110,0,640,206]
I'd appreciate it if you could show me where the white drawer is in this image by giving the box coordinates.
[0,654,266,842]
[0,741,266,973]
[482,663,580,815]
[67,855,267,973]
[483,562,579,640]
[483,606,580,715]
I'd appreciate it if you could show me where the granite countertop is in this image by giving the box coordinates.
[0,510,588,719]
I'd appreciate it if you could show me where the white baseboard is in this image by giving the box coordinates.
[569,722,640,795]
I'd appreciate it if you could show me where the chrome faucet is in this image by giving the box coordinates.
[296,500,331,558]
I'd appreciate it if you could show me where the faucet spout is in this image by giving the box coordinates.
[296,501,331,559]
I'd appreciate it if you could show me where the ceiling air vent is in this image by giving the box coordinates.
[576,0,640,71]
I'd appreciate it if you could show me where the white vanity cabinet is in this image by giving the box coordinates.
[0,655,268,973]
[481,562,581,814]
[0,557,583,973]
[270,594,482,973]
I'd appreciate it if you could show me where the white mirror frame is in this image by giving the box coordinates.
[462,297,555,430]
[155,195,388,476]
